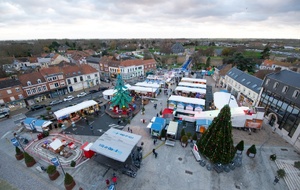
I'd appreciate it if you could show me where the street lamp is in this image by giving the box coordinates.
[11,133,25,153]
[51,156,66,176]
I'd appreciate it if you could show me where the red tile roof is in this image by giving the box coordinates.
[18,72,46,86]
[81,64,98,74]
[39,67,63,76]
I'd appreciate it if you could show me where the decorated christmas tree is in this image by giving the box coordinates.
[111,70,132,111]
[197,105,235,164]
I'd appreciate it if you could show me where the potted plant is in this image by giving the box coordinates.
[246,144,256,158]
[70,160,76,167]
[141,107,145,115]
[270,154,277,161]
[47,165,60,180]
[180,128,186,140]
[187,132,192,142]
[277,169,286,178]
[181,135,188,147]
[161,129,166,141]
[294,161,300,170]
[24,152,36,167]
[235,140,244,154]
[64,172,76,190]
[192,132,197,144]
[15,146,24,160]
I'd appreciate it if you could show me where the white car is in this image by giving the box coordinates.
[77,92,87,98]
[63,95,74,102]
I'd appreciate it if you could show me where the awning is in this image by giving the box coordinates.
[54,100,98,120]
[90,128,141,162]
[50,139,62,150]
[151,123,163,131]
[167,121,178,135]
[34,119,52,127]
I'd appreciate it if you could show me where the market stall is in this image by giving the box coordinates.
[165,121,178,147]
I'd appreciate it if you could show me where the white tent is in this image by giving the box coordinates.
[135,82,160,88]
[54,100,98,120]
[128,86,157,93]
[175,86,206,94]
[50,139,62,151]
[181,77,206,84]
[213,92,239,109]
[178,82,206,89]
[168,95,205,106]
[90,128,142,162]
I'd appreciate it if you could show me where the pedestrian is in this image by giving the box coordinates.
[112,173,117,184]
[273,176,279,185]
[104,104,106,109]
[156,113,159,117]
[152,148,158,158]
[90,125,94,134]
[128,126,130,132]
[118,119,121,125]
[153,139,157,145]
[130,129,133,133]
[105,179,110,187]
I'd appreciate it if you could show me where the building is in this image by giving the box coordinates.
[86,56,101,73]
[225,67,262,106]
[260,59,292,71]
[257,69,300,148]
[18,71,49,106]
[171,42,185,54]
[213,64,232,87]
[63,65,100,93]
[0,78,25,109]
[39,67,68,99]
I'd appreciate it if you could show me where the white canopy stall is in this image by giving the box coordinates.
[178,82,206,89]
[54,100,98,120]
[90,128,142,162]
[175,86,206,94]
[168,95,205,112]
[181,77,207,84]
[214,92,239,109]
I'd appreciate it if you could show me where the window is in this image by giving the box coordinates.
[265,79,270,85]
[241,79,245,82]
[273,82,279,89]
[293,90,299,98]
[18,94,23,99]
[94,74,98,77]
[7,90,12,94]
[27,89,31,95]
[54,83,59,87]
[43,85,47,91]
[246,81,251,85]
[32,88,36,94]
[73,78,77,83]
[52,76,57,80]
[87,75,91,79]
[282,86,288,93]
[252,84,257,88]
[15,87,20,92]
[37,87,42,92]
[80,76,83,81]
[67,79,71,84]
[27,81,32,86]
[10,96,15,101]
[48,78,52,82]
[37,79,42,83]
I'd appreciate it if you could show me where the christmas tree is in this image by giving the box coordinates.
[197,105,235,164]
[111,70,132,110]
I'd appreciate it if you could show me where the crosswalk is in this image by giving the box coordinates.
[275,159,300,190]
[109,123,124,129]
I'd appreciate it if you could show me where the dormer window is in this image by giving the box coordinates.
[37,79,42,84]
[273,82,279,89]
[282,86,288,94]
[27,81,32,86]
[265,79,270,86]
[293,90,299,99]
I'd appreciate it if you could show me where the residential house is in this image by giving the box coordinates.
[257,68,300,149]
[213,64,232,86]
[171,42,185,54]
[0,78,25,109]
[260,60,292,71]
[86,56,101,73]
[18,71,49,106]
[143,59,157,73]
[39,67,68,99]
[118,59,144,80]
[225,67,262,106]
[99,56,112,79]
[57,45,69,54]
[50,54,70,65]
[66,50,89,64]
[63,64,100,93]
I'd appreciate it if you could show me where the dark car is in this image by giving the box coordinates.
[89,90,98,94]
[30,104,46,111]
[99,87,109,91]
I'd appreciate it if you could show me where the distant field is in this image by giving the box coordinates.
[243,51,261,58]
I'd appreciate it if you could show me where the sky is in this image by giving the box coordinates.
[0,0,299,40]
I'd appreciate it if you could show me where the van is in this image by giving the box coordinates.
[0,112,9,119]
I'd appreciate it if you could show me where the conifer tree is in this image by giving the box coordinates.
[197,105,235,164]
[111,71,132,109]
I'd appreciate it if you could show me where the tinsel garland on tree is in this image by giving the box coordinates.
[197,105,235,164]
[111,73,132,109]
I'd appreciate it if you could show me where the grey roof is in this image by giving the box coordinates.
[267,70,300,88]
[171,42,184,54]
[86,56,101,64]
[226,67,263,93]
[0,79,21,89]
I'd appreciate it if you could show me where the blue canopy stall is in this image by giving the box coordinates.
[196,119,212,133]
[151,122,164,137]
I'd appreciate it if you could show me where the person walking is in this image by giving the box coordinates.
[153,139,157,145]
[105,179,110,187]
[152,148,158,158]
[128,126,130,132]
[90,125,94,134]
[273,176,279,185]
[156,113,159,117]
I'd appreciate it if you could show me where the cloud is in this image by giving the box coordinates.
[0,0,299,39]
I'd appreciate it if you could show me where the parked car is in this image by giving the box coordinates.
[99,87,109,91]
[30,104,46,111]
[63,95,74,102]
[89,90,98,94]
[77,92,87,98]
[49,100,63,106]
[0,111,9,119]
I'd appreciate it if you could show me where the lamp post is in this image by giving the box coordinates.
[51,156,66,176]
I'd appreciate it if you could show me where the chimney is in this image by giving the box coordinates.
[275,67,281,73]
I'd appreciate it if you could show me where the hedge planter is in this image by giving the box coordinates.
[24,152,36,167]
[64,173,76,190]
[181,135,188,148]
[246,145,256,158]
[15,153,24,160]
[47,165,60,181]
